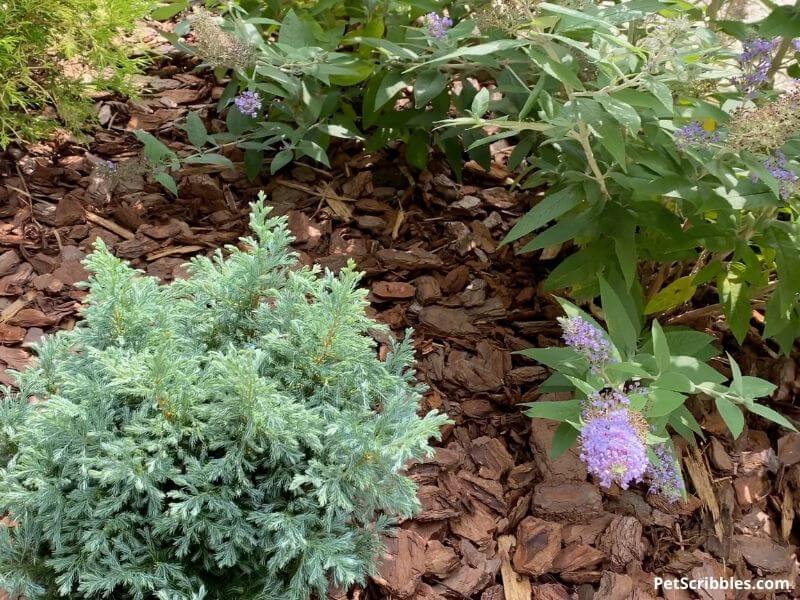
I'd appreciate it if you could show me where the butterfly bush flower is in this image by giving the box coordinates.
[580,408,649,490]
[759,151,798,200]
[733,38,778,97]
[647,442,685,502]
[674,121,720,150]
[425,12,453,38]
[559,316,615,371]
[234,91,261,118]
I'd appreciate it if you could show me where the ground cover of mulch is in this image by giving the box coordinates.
[2,23,800,600]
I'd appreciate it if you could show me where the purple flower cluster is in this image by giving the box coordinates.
[425,12,453,38]
[586,389,630,413]
[647,442,685,502]
[580,409,649,490]
[734,38,779,97]
[559,316,615,371]
[763,151,798,200]
[674,121,720,150]
[234,91,261,118]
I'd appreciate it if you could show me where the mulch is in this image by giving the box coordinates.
[1,21,800,600]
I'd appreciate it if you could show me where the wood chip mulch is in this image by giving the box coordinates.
[2,22,800,600]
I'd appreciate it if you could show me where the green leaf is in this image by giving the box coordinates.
[154,171,178,196]
[550,422,580,459]
[653,371,694,393]
[728,352,744,396]
[748,402,797,431]
[296,140,330,167]
[604,362,652,380]
[517,346,588,373]
[538,372,574,392]
[646,389,687,418]
[471,88,491,117]
[417,40,526,68]
[374,71,409,112]
[739,376,777,400]
[151,1,189,21]
[502,186,581,246]
[185,154,235,170]
[279,9,316,48]
[564,375,599,396]
[599,275,639,358]
[715,396,745,438]
[670,405,705,443]
[134,130,177,165]
[613,221,636,289]
[594,119,626,169]
[669,355,727,385]
[414,71,448,108]
[651,320,670,373]
[642,329,717,359]
[184,112,208,148]
[597,95,641,133]
[645,276,697,314]
[759,5,800,37]
[405,132,429,170]
[270,149,294,174]
[244,149,263,181]
[522,399,581,422]
[519,209,594,253]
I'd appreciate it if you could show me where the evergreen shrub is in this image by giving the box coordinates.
[0,0,152,147]
[0,195,447,600]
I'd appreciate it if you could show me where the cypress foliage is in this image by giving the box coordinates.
[0,195,447,600]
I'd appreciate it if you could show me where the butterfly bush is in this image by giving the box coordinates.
[674,121,720,150]
[234,91,262,118]
[559,315,616,372]
[647,442,685,502]
[425,12,453,38]
[760,151,798,200]
[580,407,649,490]
[734,38,779,97]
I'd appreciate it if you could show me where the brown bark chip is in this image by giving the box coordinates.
[373,530,427,598]
[532,481,603,522]
[512,516,562,576]
[598,516,645,571]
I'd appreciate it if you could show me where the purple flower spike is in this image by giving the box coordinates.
[733,38,779,97]
[425,12,453,38]
[647,442,685,502]
[764,151,798,200]
[234,91,261,118]
[674,121,720,150]
[580,409,649,490]
[559,315,615,371]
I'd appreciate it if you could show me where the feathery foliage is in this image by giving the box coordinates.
[0,194,447,600]
[0,0,152,147]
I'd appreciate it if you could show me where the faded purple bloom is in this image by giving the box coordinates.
[580,409,649,490]
[794,38,800,53]
[647,442,685,502]
[586,389,630,414]
[559,315,615,371]
[733,38,779,97]
[674,121,720,150]
[753,150,798,200]
[425,12,453,38]
[234,91,261,118]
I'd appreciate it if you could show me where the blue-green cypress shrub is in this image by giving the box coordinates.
[0,194,447,600]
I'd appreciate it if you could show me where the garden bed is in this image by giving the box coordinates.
[1,24,799,599]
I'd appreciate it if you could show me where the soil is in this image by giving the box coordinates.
[1,20,800,600]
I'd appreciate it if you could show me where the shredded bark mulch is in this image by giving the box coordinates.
[1,22,800,600]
